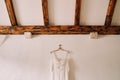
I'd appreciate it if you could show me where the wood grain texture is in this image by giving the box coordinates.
[74,0,81,25]
[0,25,120,34]
[105,0,117,26]
[41,0,49,26]
[5,0,18,26]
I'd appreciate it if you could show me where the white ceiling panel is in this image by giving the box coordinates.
[112,0,120,25]
[48,0,76,25]
[12,0,44,25]
[80,0,109,25]
[0,0,11,26]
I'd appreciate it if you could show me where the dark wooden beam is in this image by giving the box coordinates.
[41,0,49,26]
[5,0,18,26]
[0,25,120,34]
[74,0,81,25]
[105,0,117,26]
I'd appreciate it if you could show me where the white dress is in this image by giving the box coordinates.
[51,52,70,80]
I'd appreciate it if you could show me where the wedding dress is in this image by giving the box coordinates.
[51,52,70,80]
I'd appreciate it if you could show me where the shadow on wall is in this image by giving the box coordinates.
[69,58,76,80]
[0,35,9,47]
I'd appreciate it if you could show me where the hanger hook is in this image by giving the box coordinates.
[59,44,62,49]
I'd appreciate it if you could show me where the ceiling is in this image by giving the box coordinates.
[0,0,120,26]
[0,0,120,35]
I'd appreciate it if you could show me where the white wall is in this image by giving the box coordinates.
[0,35,120,80]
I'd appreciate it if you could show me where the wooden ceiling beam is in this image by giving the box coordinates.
[74,0,81,25]
[41,0,49,27]
[104,0,117,26]
[0,25,120,34]
[5,0,18,26]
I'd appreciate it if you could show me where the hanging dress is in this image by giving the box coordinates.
[51,52,70,80]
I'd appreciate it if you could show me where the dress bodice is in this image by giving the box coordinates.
[55,58,66,70]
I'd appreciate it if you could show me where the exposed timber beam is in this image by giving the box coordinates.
[105,0,117,26]
[74,0,81,25]
[0,25,120,34]
[41,0,49,26]
[5,0,18,26]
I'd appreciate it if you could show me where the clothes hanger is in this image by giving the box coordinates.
[50,44,70,54]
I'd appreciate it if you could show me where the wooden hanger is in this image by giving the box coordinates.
[50,44,70,53]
